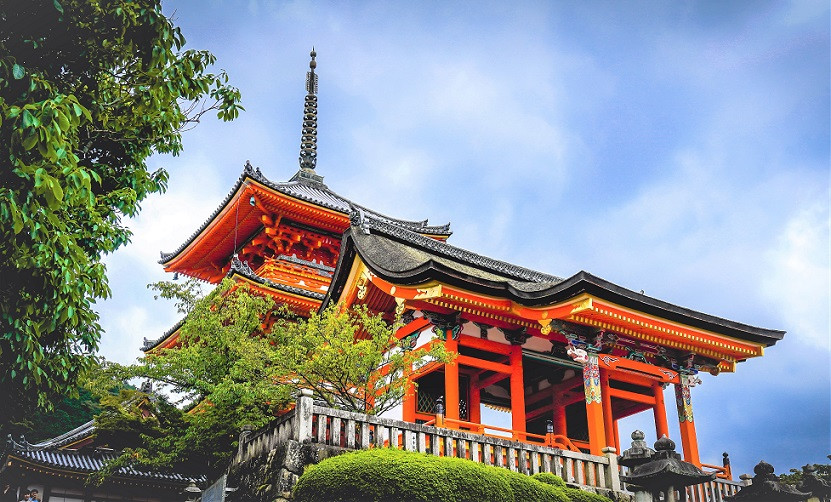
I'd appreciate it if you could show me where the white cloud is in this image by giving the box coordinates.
[762,203,831,349]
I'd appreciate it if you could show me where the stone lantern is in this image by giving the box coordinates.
[620,434,714,502]
[799,464,831,502]
[727,460,811,501]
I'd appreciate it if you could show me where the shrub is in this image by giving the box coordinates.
[293,448,509,502]
[292,448,611,502]
[532,471,567,488]
[491,468,568,502]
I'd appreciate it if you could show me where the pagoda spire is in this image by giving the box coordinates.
[291,48,324,185]
[299,49,320,166]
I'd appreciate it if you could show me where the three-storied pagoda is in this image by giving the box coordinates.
[144,51,784,472]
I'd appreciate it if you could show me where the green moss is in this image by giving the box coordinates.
[292,448,611,502]
[532,471,567,488]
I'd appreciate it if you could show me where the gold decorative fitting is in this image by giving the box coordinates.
[538,319,552,335]
[395,297,406,316]
[413,284,442,300]
[571,298,593,313]
[356,275,368,300]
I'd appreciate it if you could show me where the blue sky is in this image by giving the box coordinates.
[97,0,829,477]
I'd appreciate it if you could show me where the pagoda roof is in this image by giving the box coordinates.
[9,420,96,451]
[325,213,785,349]
[142,257,325,352]
[159,164,451,280]
[2,422,199,486]
[228,256,326,301]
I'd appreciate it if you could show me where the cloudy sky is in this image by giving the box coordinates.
[96,0,829,477]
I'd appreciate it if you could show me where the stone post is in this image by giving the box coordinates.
[237,424,255,457]
[294,389,314,443]
[602,446,621,492]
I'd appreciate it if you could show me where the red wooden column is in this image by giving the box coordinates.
[469,374,481,424]
[509,344,526,437]
[552,390,567,436]
[444,334,460,425]
[583,351,607,455]
[675,375,701,466]
[653,382,669,439]
[600,369,616,451]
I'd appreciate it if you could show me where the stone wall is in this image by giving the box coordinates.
[225,439,348,502]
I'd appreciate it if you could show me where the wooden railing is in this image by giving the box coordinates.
[233,391,745,500]
[684,477,742,502]
[701,461,732,480]
[309,404,621,492]
[438,416,582,452]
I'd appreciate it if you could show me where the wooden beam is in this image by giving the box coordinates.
[458,334,512,355]
[474,372,509,390]
[609,388,657,405]
[457,355,512,374]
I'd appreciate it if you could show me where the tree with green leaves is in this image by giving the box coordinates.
[270,304,450,416]
[89,279,449,478]
[0,0,242,431]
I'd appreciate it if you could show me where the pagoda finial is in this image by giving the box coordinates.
[299,48,319,172]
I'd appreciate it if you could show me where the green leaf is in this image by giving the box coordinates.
[53,0,64,14]
[22,109,33,127]
[12,64,24,79]
[22,133,38,151]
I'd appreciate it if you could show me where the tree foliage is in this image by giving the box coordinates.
[0,0,242,428]
[87,279,287,478]
[779,457,831,486]
[90,279,447,478]
[271,305,451,416]
[4,386,100,443]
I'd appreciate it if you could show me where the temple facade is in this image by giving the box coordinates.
[144,50,783,480]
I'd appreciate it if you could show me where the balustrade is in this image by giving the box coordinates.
[233,394,739,499]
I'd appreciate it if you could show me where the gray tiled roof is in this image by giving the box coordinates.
[328,211,785,347]
[5,423,200,484]
[349,211,561,284]
[10,448,199,483]
[34,422,93,449]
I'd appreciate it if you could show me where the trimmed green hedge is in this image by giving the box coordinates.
[292,448,610,502]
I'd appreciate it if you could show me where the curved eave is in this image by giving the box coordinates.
[142,319,185,353]
[159,166,452,280]
[4,453,198,487]
[326,229,784,349]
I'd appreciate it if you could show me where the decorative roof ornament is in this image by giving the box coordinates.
[292,48,325,185]
[618,430,655,469]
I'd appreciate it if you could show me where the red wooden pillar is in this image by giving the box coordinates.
[600,369,616,451]
[469,374,481,424]
[402,363,416,423]
[509,344,526,437]
[444,334,460,426]
[583,352,606,455]
[675,376,701,466]
[653,382,669,439]
[552,390,567,436]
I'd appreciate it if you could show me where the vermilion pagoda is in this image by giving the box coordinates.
[144,50,784,476]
